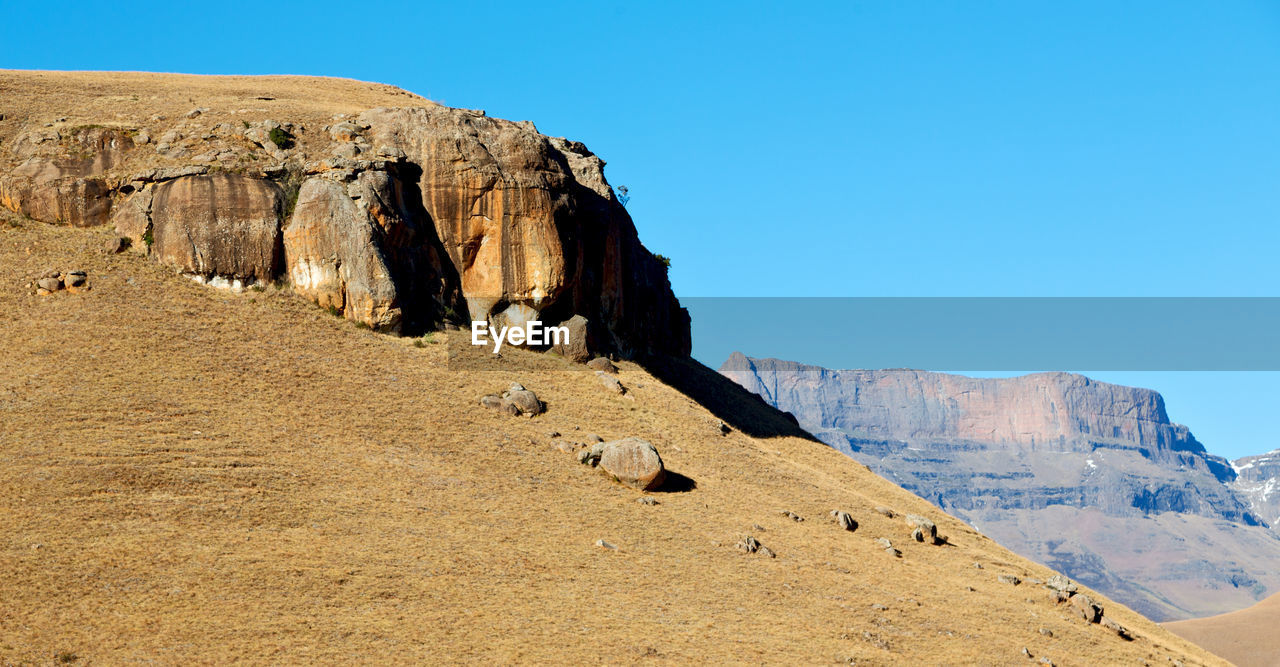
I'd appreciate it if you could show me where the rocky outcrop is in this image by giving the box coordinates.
[0,127,131,227]
[0,85,688,357]
[721,352,1280,621]
[150,173,284,283]
[598,437,665,490]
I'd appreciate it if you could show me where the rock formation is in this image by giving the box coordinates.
[0,76,689,357]
[721,352,1280,621]
[1231,449,1280,528]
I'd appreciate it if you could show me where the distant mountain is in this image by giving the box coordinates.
[720,351,1280,621]
[1231,449,1280,528]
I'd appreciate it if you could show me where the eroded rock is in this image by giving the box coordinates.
[151,173,283,282]
[598,437,665,490]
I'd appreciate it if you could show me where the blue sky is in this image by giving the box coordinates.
[3,1,1279,458]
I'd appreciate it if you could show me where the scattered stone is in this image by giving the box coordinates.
[751,524,766,532]
[973,562,984,569]
[998,574,1022,586]
[717,420,731,436]
[1100,616,1132,640]
[1070,593,1103,623]
[555,441,577,454]
[637,496,657,506]
[871,603,888,611]
[502,384,545,416]
[1022,647,1033,659]
[1039,659,1054,667]
[329,121,364,141]
[595,539,616,550]
[737,536,761,553]
[104,236,130,254]
[875,506,895,518]
[598,437,665,490]
[884,547,902,558]
[875,538,893,549]
[758,546,776,558]
[782,510,804,522]
[550,314,591,362]
[905,514,938,544]
[831,510,857,532]
[1048,589,1071,604]
[547,430,561,438]
[64,270,87,289]
[1045,574,1078,595]
[480,394,520,416]
[586,433,603,443]
[186,107,210,118]
[35,277,63,293]
[1038,628,1053,637]
[597,371,626,395]
[576,449,595,466]
[586,357,618,374]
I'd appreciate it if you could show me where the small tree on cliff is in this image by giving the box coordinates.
[615,185,630,208]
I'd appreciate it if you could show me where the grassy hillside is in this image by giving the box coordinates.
[0,211,1224,664]
[1166,592,1280,666]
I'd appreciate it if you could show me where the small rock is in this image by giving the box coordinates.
[1070,593,1103,623]
[36,277,63,292]
[586,433,603,443]
[973,562,984,569]
[637,497,657,506]
[555,441,577,454]
[597,371,626,395]
[717,420,731,436]
[598,437,665,490]
[1022,647,1033,659]
[758,546,776,558]
[1100,616,1131,640]
[509,382,525,391]
[912,527,925,542]
[1045,574,1078,595]
[874,506,895,518]
[1048,589,1071,604]
[547,431,561,438]
[186,107,210,118]
[751,524,766,532]
[586,357,618,374]
[831,510,857,532]
[550,314,592,362]
[333,142,361,158]
[998,574,1022,586]
[595,539,616,550]
[64,270,87,288]
[905,514,938,544]
[737,536,761,553]
[871,603,888,611]
[576,449,595,465]
[104,236,130,254]
[1039,659,1054,666]
[502,386,544,416]
[1038,628,1053,637]
[884,547,902,558]
[781,510,804,522]
[875,537,893,549]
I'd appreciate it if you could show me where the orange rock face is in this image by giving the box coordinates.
[151,174,283,282]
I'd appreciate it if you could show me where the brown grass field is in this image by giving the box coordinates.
[1165,592,1280,666]
[0,71,1228,664]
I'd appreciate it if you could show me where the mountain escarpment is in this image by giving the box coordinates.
[721,352,1280,621]
[0,71,688,357]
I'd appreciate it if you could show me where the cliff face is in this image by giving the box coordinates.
[1232,450,1280,528]
[0,71,689,357]
[721,352,1280,621]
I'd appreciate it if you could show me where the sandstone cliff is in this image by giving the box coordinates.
[721,352,1280,621]
[0,71,688,357]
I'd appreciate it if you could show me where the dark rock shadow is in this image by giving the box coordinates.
[655,471,697,493]
[637,354,822,443]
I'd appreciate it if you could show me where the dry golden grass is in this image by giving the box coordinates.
[0,211,1226,665]
[1165,592,1280,666]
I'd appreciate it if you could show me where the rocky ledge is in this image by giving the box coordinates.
[0,82,689,358]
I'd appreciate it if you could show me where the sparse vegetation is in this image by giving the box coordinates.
[267,127,292,149]
[653,253,671,269]
[141,228,154,249]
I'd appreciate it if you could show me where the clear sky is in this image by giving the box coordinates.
[3,1,1278,459]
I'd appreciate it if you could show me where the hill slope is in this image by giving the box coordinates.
[0,211,1225,663]
[1165,592,1280,666]
[720,353,1280,622]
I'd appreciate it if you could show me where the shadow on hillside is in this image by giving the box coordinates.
[656,471,697,493]
[638,355,822,443]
